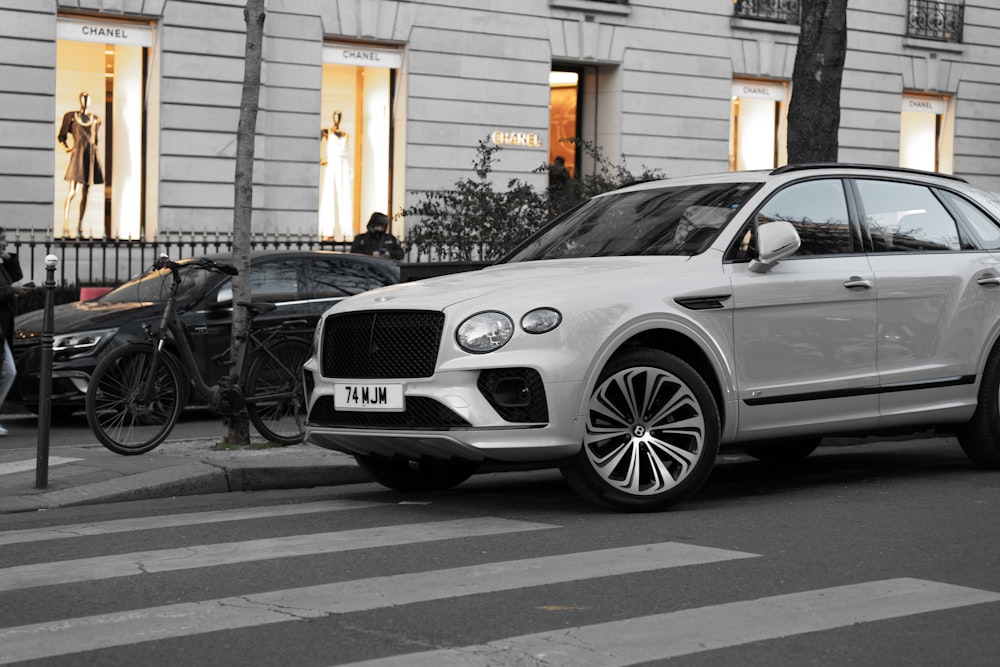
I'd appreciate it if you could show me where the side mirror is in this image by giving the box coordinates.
[749,220,801,274]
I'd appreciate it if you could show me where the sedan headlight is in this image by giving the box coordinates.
[53,328,118,356]
[457,312,513,353]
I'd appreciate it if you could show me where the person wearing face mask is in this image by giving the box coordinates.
[350,212,404,260]
[0,227,30,436]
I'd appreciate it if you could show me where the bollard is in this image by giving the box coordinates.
[34,254,59,489]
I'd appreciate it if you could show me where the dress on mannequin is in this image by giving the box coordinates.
[57,91,104,239]
[318,110,353,240]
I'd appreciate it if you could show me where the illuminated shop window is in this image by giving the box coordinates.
[55,16,153,240]
[900,93,953,174]
[549,70,580,178]
[320,43,400,241]
[729,79,789,171]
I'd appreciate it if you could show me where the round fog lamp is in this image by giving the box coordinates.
[521,308,561,334]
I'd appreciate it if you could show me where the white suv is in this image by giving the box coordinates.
[304,165,1000,511]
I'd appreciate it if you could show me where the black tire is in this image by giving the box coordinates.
[743,438,821,463]
[85,343,185,455]
[245,336,310,445]
[356,454,480,492]
[958,348,1000,468]
[561,348,720,512]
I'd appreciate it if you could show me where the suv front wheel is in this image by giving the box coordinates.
[562,348,720,512]
[957,347,1000,468]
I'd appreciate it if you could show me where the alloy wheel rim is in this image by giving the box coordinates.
[585,366,705,496]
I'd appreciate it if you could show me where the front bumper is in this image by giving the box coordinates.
[304,370,586,463]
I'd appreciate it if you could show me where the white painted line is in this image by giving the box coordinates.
[0,542,757,663]
[0,457,82,477]
[343,578,1000,667]
[0,517,555,592]
[0,499,386,546]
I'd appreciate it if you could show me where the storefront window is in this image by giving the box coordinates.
[549,70,580,177]
[900,93,952,173]
[55,16,153,240]
[320,42,400,241]
[729,78,789,171]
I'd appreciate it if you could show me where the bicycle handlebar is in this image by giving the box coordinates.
[154,254,239,276]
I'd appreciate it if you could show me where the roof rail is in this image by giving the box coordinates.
[770,163,968,183]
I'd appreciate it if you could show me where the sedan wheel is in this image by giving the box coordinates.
[562,348,720,512]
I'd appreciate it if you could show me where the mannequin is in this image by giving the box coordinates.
[57,91,104,239]
[318,109,352,239]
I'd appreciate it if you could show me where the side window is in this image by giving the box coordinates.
[756,179,852,256]
[308,259,388,298]
[251,259,304,301]
[938,190,1000,250]
[856,180,960,252]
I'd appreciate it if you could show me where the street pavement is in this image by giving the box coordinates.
[0,435,371,514]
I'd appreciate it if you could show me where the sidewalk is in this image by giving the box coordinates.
[0,437,371,514]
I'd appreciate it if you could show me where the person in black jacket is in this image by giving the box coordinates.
[350,212,404,260]
[0,228,29,435]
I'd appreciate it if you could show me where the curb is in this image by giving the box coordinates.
[1,459,372,513]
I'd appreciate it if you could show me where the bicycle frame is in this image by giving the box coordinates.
[137,262,251,410]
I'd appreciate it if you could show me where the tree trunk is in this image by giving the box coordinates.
[225,0,265,447]
[787,0,849,164]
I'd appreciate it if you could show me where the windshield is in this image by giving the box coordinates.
[505,182,762,262]
[100,261,222,304]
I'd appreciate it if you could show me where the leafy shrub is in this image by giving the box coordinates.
[403,138,664,262]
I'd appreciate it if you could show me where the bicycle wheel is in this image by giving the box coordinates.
[86,343,185,455]
[245,336,310,445]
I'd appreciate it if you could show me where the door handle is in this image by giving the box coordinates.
[843,277,873,289]
[977,275,1000,286]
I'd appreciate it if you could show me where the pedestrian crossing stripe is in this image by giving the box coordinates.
[0,499,386,547]
[338,578,1000,667]
[0,542,758,663]
[0,517,556,592]
[0,457,82,477]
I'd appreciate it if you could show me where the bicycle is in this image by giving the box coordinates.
[85,255,312,455]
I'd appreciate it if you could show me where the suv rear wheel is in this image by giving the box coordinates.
[562,348,720,512]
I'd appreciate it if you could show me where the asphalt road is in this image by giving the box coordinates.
[1,436,998,665]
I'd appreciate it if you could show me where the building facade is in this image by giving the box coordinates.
[1,0,997,243]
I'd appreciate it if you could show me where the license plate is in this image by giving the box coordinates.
[334,383,404,411]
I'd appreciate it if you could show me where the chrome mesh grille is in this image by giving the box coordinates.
[321,310,444,379]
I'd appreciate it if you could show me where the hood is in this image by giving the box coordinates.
[15,299,163,337]
[335,256,693,312]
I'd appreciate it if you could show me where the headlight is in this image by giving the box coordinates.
[456,311,513,353]
[53,328,118,356]
[521,308,561,334]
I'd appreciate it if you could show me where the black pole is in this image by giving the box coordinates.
[35,255,58,489]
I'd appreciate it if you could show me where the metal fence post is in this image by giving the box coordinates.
[34,254,59,489]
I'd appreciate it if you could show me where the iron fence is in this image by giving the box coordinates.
[7,229,491,289]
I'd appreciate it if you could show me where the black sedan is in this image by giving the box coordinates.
[12,250,399,413]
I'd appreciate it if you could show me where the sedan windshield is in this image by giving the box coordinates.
[506,182,762,262]
[100,261,222,304]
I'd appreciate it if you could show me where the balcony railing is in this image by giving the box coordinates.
[734,0,801,25]
[908,0,964,43]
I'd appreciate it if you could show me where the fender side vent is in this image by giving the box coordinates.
[674,294,731,310]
